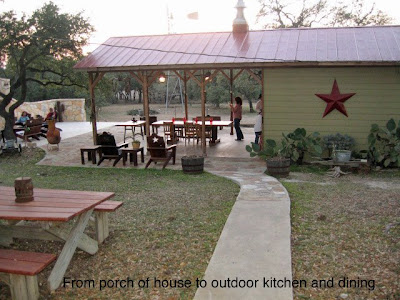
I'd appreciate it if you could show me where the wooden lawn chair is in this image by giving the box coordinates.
[163,121,175,144]
[184,122,199,145]
[145,133,177,169]
[96,132,128,166]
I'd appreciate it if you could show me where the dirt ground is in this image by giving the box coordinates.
[282,170,400,300]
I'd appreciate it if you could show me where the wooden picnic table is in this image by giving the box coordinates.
[115,120,146,142]
[0,186,114,291]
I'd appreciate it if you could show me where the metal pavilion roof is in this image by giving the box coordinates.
[74,26,400,72]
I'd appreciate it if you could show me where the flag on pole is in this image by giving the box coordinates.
[187,11,199,20]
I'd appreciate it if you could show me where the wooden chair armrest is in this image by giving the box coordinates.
[116,142,129,148]
[166,144,177,150]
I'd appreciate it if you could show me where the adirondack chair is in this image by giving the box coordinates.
[96,132,128,166]
[145,133,176,169]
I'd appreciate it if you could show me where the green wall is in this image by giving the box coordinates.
[263,67,400,150]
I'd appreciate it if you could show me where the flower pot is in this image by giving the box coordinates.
[132,141,140,149]
[181,156,204,174]
[333,150,351,162]
[266,157,290,178]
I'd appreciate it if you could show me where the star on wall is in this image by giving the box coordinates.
[315,80,356,118]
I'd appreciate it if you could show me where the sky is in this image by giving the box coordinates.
[1,0,400,52]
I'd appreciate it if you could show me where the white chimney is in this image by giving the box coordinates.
[233,0,248,33]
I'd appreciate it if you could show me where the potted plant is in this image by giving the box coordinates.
[246,139,291,177]
[132,139,141,149]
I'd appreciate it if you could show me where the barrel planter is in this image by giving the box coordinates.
[266,157,290,178]
[181,156,204,174]
[333,150,352,162]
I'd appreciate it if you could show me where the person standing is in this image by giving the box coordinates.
[254,111,262,145]
[255,94,262,113]
[45,107,57,121]
[230,96,244,141]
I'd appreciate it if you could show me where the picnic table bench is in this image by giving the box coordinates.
[0,249,56,300]
[93,200,123,244]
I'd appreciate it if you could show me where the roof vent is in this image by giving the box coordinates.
[233,0,248,33]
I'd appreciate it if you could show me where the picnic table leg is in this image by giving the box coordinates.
[94,211,109,244]
[47,209,94,291]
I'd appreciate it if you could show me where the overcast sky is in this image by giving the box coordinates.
[1,0,399,52]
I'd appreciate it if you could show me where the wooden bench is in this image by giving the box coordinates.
[0,249,56,300]
[93,200,123,244]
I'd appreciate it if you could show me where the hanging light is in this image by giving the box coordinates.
[159,73,166,83]
[204,71,211,81]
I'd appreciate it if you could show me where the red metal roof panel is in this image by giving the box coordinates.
[74,26,400,71]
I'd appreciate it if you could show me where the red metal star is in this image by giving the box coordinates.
[315,80,356,117]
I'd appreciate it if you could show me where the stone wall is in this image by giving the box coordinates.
[0,98,86,129]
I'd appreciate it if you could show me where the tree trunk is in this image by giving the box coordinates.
[138,89,143,103]
[248,99,254,113]
[0,108,16,141]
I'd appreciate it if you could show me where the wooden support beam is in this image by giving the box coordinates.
[233,69,244,81]
[88,73,98,145]
[183,72,188,120]
[230,69,234,135]
[245,69,262,84]
[201,72,207,156]
[129,71,143,85]
[142,72,150,140]
[186,70,201,87]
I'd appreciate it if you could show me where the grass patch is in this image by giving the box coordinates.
[0,149,239,299]
[283,173,400,300]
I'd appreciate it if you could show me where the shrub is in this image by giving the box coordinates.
[246,128,323,165]
[368,119,400,168]
[281,128,322,164]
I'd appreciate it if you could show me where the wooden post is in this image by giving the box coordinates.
[229,69,234,135]
[89,73,98,145]
[201,71,206,156]
[88,72,105,145]
[142,72,150,141]
[261,69,265,147]
[184,72,188,120]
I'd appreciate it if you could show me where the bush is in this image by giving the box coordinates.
[281,128,322,164]
[246,128,323,165]
[367,119,400,168]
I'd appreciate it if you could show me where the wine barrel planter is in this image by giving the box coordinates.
[333,150,352,162]
[181,156,204,174]
[266,158,290,178]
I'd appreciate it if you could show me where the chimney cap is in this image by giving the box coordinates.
[233,0,248,33]
[235,0,246,8]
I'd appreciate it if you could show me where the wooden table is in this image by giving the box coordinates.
[115,121,146,142]
[80,145,101,164]
[0,186,114,291]
[122,147,145,166]
[152,120,232,145]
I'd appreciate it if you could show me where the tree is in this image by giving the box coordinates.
[257,0,392,28]
[0,2,94,139]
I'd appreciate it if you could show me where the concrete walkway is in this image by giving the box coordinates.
[194,159,293,300]
[33,122,293,299]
